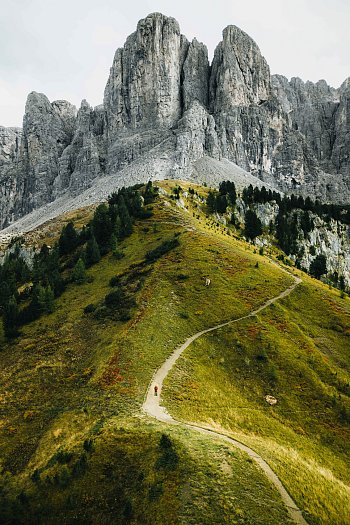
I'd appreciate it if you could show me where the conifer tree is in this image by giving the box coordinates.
[3,295,19,339]
[309,254,327,279]
[59,222,78,256]
[85,236,101,267]
[244,210,262,240]
[110,234,118,253]
[44,285,55,313]
[216,194,228,213]
[72,258,87,284]
[92,204,113,252]
[206,191,217,213]
[118,196,133,238]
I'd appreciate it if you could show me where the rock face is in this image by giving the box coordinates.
[1,12,350,230]
[0,126,22,227]
[54,100,106,195]
[19,93,76,213]
[104,13,187,133]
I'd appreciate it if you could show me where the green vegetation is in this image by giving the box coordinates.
[309,254,327,279]
[207,181,350,292]
[0,179,349,524]
[0,184,148,339]
[163,272,350,525]
[244,209,262,240]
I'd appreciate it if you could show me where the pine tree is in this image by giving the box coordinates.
[309,254,327,279]
[216,194,228,213]
[59,222,78,256]
[32,284,47,316]
[206,191,217,212]
[92,204,113,252]
[242,185,254,205]
[110,234,118,253]
[85,236,101,267]
[339,276,346,291]
[244,210,262,240]
[72,258,87,284]
[0,281,12,309]
[144,180,158,204]
[118,196,133,238]
[50,271,65,298]
[44,285,55,313]
[3,295,19,339]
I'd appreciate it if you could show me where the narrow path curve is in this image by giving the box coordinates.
[143,267,307,525]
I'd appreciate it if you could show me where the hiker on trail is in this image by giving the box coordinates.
[154,385,158,396]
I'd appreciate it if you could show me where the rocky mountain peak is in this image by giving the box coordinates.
[1,12,350,232]
[210,24,271,112]
[104,11,188,138]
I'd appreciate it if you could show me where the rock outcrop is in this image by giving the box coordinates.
[1,12,350,230]
[16,93,77,216]
[0,126,22,227]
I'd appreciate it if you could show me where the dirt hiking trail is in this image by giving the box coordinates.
[143,265,307,525]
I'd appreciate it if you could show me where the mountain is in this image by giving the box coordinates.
[0,181,349,524]
[1,12,350,231]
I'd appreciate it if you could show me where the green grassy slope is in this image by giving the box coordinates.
[163,270,350,525]
[0,181,349,524]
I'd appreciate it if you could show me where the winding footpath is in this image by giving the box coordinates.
[143,266,308,525]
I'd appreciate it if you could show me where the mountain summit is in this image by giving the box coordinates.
[1,12,349,230]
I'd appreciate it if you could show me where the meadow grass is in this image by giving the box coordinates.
[0,181,348,523]
[163,272,350,525]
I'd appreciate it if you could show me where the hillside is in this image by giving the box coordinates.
[0,181,349,525]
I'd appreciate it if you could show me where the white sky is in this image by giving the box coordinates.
[1,0,349,127]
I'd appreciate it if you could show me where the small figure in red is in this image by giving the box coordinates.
[154,385,159,396]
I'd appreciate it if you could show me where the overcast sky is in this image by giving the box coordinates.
[1,0,349,127]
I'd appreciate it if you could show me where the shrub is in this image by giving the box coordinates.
[93,306,109,319]
[177,273,189,281]
[148,482,164,501]
[256,349,268,362]
[105,288,124,308]
[145,238,180,263]
[113,250,125,260]
[109,276,120,287]
[118,308,132,322]
[83,439,94,452]
[84,303,96,314]
[72,453,87,476]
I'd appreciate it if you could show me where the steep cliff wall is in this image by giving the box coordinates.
[1,12,350,230]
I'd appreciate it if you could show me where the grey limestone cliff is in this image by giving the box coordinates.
[0,126,22,227]
[1,12,350,231]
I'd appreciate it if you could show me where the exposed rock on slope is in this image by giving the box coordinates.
[0,126,22,227]
[1,12,350,231]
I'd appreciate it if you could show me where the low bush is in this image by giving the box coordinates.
[84,303,96,314]
[145,238,180,263]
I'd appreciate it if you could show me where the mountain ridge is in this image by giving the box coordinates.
[1,12,350,230]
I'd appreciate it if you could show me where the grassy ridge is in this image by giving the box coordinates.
[1,419,294,525]
[0,181,348,523]
[163,272,350,525]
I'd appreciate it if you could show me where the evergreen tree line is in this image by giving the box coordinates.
[205,181,333,283]
[0,182,157,339]
[206,181,237,214]
[242,184,350,225]
[275,209,314,256]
